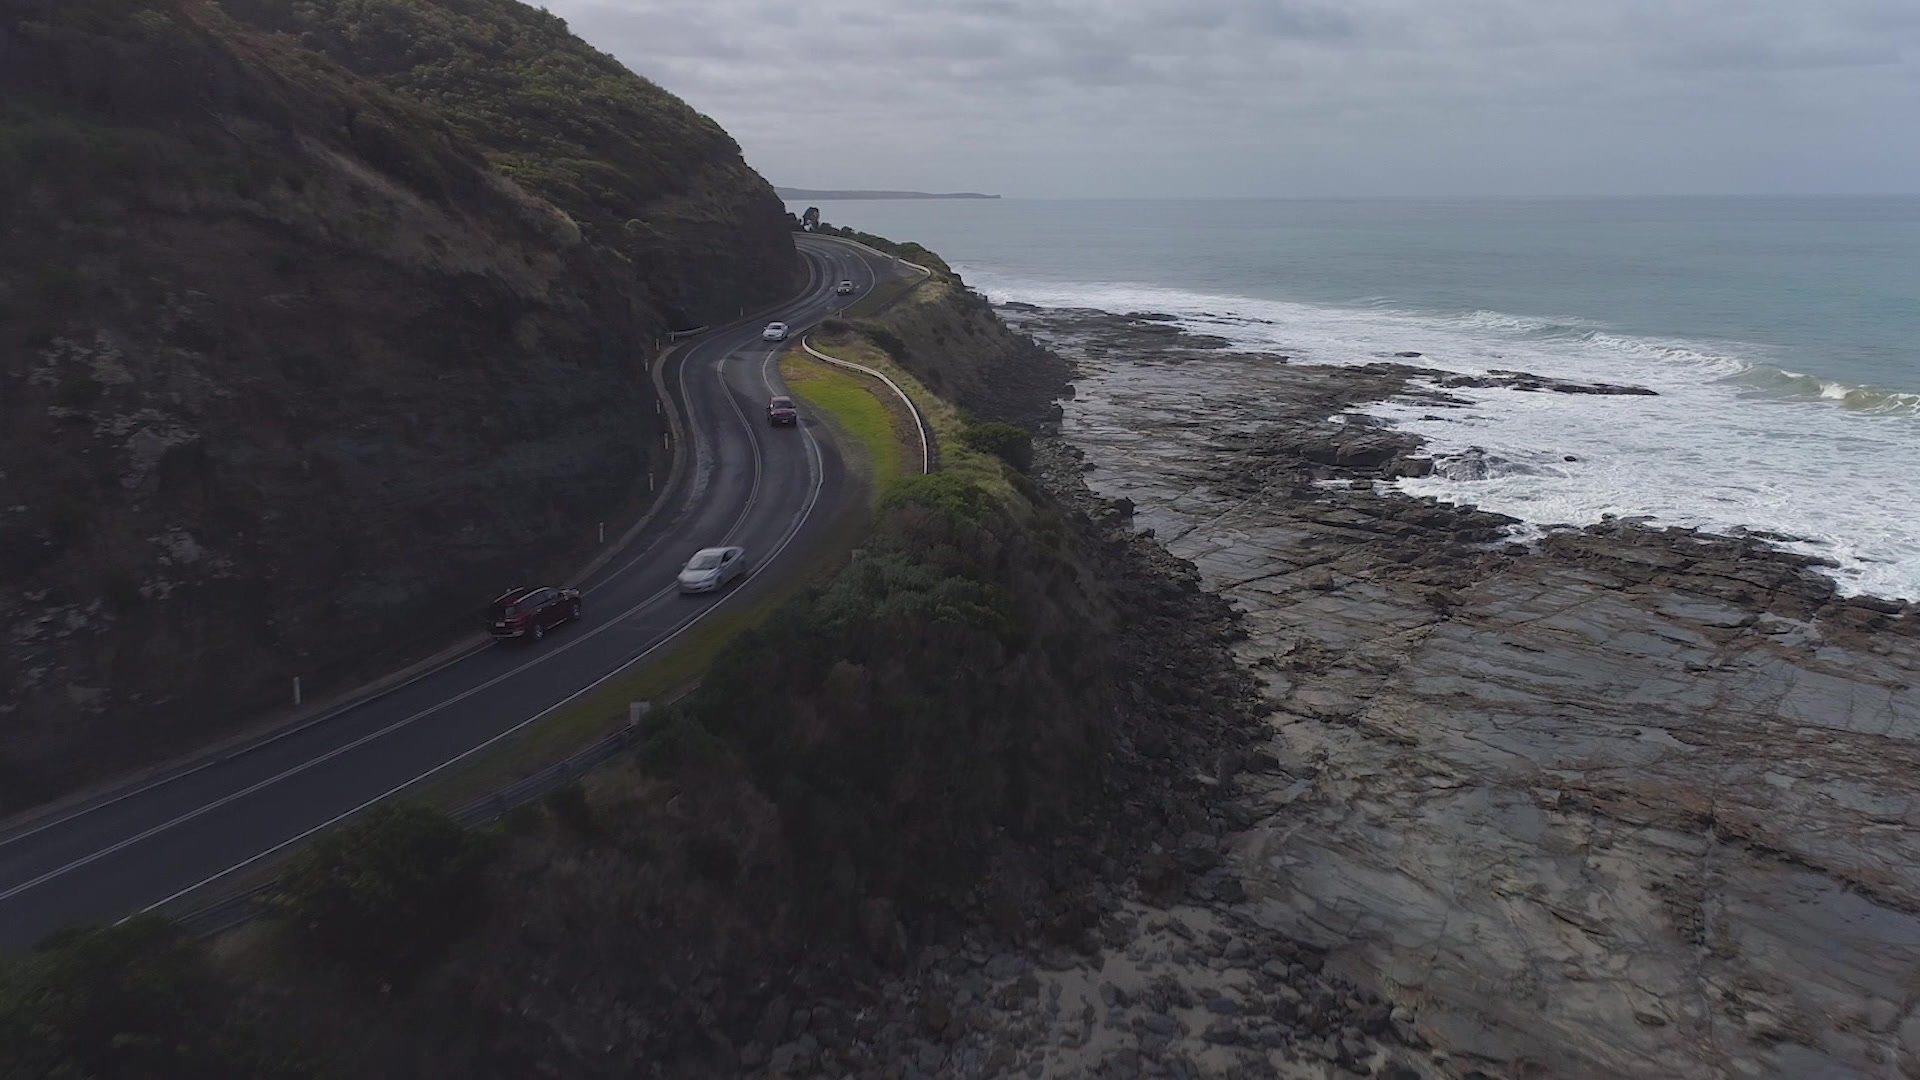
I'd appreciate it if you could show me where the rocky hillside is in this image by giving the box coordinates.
[0,244,1320,1080]
[0,0,796,810]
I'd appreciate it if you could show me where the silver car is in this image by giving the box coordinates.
[678,546,746,594]
[761,322,788,341]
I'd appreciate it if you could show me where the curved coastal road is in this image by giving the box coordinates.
[0,235,906,948]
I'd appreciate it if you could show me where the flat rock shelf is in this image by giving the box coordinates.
[1011,302,1920,1080]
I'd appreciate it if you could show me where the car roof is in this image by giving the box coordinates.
[770,394,793,403]
[766,320,786,327]
[690,546,739,558]
[492,586,535,604]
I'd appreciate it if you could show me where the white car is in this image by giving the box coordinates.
[678,546,747,594]
[835,280,854,295]
[762,322,788,341]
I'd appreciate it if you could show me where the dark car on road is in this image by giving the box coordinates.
[489,585,581,642]
[767,395,798,426]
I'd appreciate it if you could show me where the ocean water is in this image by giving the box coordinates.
[788,197,1920,600]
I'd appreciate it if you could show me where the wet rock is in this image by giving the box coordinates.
[768,1035,817,1074]
[1019,299,1920,1080]
[1142,1012,1182,1038]
[1202,1019,1244,1045]
[1135,852,1187,906]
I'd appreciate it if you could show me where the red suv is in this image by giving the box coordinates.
[489,585,582,642]
[767,395,798,427]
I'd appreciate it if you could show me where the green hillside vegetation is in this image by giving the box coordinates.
[216,0,795,322]
[0,0,797,808]
[0,233,1162,1077]
[0,431,1089,1078]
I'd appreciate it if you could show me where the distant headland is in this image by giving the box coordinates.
[775,187,1001,201]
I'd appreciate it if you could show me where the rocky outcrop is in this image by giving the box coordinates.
[1018,302,1920,1079]
[846,279,1071,429]
[0,0,794,808]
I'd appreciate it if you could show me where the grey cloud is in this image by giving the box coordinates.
[543,0,1920,197]
[1651,39,1906,71]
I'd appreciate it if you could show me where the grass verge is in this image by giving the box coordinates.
[780,348,910,502]
[801,326,1011,500]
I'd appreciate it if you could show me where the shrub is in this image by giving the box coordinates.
[958,420,1033,473]
[101,571,144,614]
[0,916,297,1079]
[542,780,597,839]
[31,266,84,307]
[854,322,909,364]
[654,465,1105,919]
[683,832,738,884]
[637,709,736,776]
[274,804,493,982]
[54,368,102,407]
[879,471,1000,525]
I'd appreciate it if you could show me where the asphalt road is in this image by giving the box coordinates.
[0,234,908,948]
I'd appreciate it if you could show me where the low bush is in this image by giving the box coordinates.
[879,470,1000,526]
[273,803,494,982]
[958,420,1033,473]
[654,462,1105,922]
[0,916,299,1079]
[541,780,597,839]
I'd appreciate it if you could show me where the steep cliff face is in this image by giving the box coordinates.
[0,0,796,809]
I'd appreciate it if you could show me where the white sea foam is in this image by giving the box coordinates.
[968,268,1920,601]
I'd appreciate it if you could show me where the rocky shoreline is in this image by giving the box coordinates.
[999,302,1920,1079]
[656,441,1449,1080]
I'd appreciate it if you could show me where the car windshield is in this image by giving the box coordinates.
[687,552,723,571]
[771,397,792,408]
[766,323,785,330]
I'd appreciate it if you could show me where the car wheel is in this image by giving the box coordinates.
[532,622,545,642]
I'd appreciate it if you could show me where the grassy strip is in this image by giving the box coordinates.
[802,325,1011,500]
[781,349,909,501]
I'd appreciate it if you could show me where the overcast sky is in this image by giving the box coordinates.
[545,0,1919,198]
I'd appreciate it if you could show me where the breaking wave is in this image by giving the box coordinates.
[968,268,1920,601]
